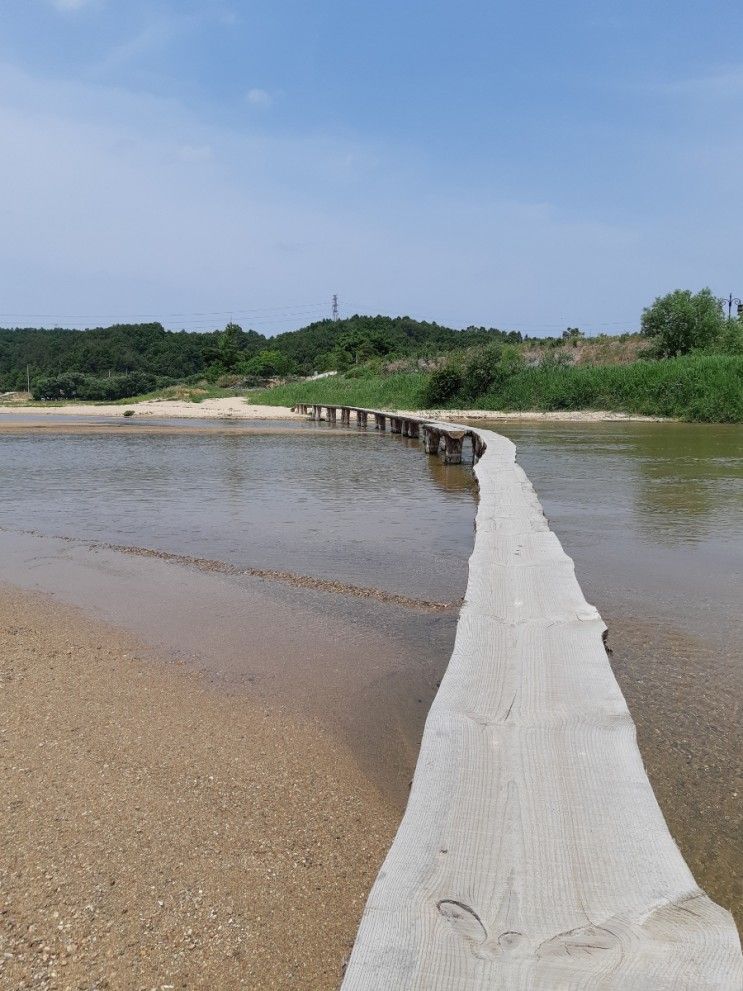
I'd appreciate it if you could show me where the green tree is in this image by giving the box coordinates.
[419,366,463,407]
[218,322,242,370]
[716,314,743,354]
[460,343,525,400]
[562,327,584,346]
[242,349,292,377]
[460,342,504,400]
[641,289,725,357]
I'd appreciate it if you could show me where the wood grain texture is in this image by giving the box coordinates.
[336,417,742,990]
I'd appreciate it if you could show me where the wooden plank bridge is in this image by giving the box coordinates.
[295,404,742,990]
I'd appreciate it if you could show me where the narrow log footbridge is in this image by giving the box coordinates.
[296,404,742,990]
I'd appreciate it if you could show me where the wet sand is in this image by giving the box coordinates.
[0,528,455,613]
[0,528,458,807]
[608,616,742,927]
[0,399,301,420]
[0,585,399,991]
[0,423,340,437]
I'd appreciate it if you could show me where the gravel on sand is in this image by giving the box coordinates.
[0,586,398,991]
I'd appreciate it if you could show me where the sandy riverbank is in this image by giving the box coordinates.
[0,398,666,422]
[0,586,399,991]
[0,398,301,420]
[411,408,667,422]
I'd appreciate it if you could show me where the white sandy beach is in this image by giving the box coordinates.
[0,397,302,420]
[0,396,665,422]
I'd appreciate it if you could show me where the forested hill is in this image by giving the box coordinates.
[268,315,519,370]
[0,316,520,390]
[0,323,256,387]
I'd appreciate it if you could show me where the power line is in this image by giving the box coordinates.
[0,302,328,321]
[166,316,332,332]
[0,300,643,335]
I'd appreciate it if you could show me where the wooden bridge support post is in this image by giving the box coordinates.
[422,427,441,455]
[374,414,386,430]
[442,434,463,464]
[312,405,322,420]
[327,406,337,424]
[357,411,368,428]
[340,408,351,426]
[390,417,402,434]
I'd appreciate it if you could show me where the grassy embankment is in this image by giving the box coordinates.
[249,354,743,423]
[249,373,428,411]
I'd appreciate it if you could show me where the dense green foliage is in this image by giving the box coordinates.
[419,366,464,406]
[472,354,743,422]
[420,342,526,405]
[242,349,293,377]
[249,373,428,411]
[251,353,743,423]
[268,316,520,372]
[31,371,175,401]
[0,316,519,392]
[407,295,743,421]
[2,295,741,421]
[641,288,728,356]
[0,323,232,390]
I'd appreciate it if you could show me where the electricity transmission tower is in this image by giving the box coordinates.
[332,294,339,321]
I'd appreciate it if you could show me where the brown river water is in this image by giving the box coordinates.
[0,415,740,928]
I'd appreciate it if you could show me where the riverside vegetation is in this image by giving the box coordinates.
[253,290,743,423]
[1,289,741,422]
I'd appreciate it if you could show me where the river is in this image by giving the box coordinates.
[0,418,476,804]
[0,414,740,927]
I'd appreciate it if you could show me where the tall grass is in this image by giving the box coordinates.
[248,372,427,410]
[476,354,743,422]
[250,355,743,423]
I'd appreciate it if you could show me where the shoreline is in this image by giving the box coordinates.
[0,584,399,990]
[0,523,457,812]
[0,396,667,422]
[0,397,302,420]
[411,407,667,422]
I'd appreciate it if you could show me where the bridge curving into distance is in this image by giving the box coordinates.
[294,404,742,990]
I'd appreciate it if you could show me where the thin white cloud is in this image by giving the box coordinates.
[246,88,272,108]
[91,10,237,77]
[93,19,179,74]
[0,59,736,333]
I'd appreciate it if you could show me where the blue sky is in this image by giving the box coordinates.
[1,1,742,334]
